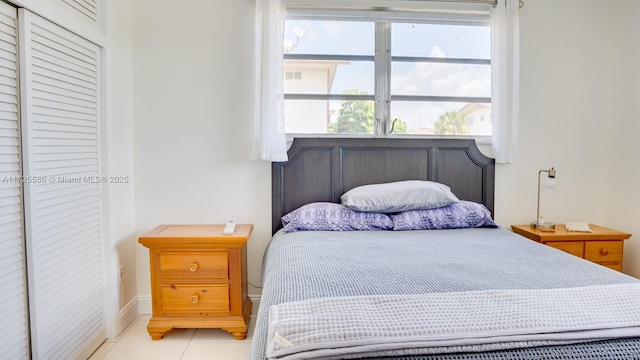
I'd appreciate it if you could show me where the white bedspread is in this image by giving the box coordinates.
[267,283,640,360]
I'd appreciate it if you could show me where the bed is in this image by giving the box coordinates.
[250,138,640,360]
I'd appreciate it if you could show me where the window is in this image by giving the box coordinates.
[282,6,492,137]
[286,71,303,80]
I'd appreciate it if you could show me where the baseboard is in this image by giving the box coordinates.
[249,294,260,315]
[138,295,152,315]
[137,295,259,316]
[118,297,139,335]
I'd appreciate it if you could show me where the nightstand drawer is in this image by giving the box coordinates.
[585,241,623,264]
[160,252,228,279]
[545,241,584,257]
[162,284,230,313]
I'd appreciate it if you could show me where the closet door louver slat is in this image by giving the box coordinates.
[56,0,98,27]
[20,9,105,360]
[0,3,28,360]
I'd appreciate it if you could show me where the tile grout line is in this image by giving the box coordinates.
[179,328,197,360]
[91,315,142,359]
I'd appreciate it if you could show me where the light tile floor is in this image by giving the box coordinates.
[89,315,256,360]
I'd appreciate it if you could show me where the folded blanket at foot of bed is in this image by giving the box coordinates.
[267,283,640,360]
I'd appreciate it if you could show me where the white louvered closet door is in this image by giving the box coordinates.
[0,3,28,360]
[19,9,105,360]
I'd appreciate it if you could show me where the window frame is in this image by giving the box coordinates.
[283,7,493,142]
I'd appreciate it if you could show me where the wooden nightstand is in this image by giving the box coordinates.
[138,224,253,340]
[511,224,631,272]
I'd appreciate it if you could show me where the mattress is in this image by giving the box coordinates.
[249,228,640,360]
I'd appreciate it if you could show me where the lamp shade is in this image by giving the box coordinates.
[545,177,556,190]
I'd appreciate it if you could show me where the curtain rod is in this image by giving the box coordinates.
[403,0,524,8]
[288,0,525,10]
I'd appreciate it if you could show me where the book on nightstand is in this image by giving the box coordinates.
[565,222,592,232]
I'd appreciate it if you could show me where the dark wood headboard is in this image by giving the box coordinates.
[272,138,495,234]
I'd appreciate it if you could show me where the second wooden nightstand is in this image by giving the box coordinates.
[139,224,253,340]
[511,224,631,272]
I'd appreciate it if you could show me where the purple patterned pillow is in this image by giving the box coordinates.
[390,201,498,231]
[282,202,393,233]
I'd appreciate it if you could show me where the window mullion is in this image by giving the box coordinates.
[374,21,391,137]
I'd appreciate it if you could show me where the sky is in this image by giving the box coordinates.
[284,19,492,132]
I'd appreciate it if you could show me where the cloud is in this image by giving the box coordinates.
[391,46,490,98]
[430,46,446,57]
[389,45,489,129]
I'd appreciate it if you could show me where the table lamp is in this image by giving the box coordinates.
[530,167,556,231]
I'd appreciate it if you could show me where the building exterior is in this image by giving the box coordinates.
[457,103,492,136]
[283,60,348,133]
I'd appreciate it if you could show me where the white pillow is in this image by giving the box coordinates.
[341,180,460,213]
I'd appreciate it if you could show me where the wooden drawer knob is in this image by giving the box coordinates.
[189,262,199,272]
[191,295,200,304]
[600,249,609,256]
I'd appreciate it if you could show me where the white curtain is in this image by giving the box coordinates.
[254,0,288,161]
[490,0,520,164]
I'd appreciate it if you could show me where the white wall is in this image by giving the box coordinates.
[131,0,638,310]
[105,0,137,334]
[493,0,614,230]
[607,1,640,278]
[132,0,271,302]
